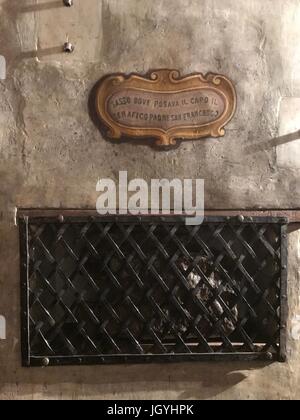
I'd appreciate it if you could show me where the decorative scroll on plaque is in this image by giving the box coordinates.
[95,70,236,147]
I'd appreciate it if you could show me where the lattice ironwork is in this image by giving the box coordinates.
[19,215,288,366]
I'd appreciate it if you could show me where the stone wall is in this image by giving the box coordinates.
[0,0,300,399]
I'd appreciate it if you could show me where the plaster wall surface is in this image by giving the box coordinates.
[1,0,300,400]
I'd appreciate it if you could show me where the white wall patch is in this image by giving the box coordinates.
[0,315,6,340]
[0,55,6,80]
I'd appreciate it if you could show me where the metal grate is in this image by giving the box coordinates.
[19,215,288,366]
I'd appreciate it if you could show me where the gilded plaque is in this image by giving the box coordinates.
[95,70,236,147]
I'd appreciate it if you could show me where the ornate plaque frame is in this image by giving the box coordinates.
[95,70,237,147]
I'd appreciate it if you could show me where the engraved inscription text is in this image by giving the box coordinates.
[107,89,225,131]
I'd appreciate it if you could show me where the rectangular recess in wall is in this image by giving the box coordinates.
[19,213,288,366]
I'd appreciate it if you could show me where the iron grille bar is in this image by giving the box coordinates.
[17,207,300,222]
[280,224,288,362]
[20,217,30,367]
[19,214,288,366]
[28,353,272,366]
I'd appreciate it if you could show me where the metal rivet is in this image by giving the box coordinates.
[63,42,74,53]
[282,265,287,270]
[58,215,64,223]
[42,357,50,367]
[266,352,273,361]
[63,0,73,6]
[238,215,245,223]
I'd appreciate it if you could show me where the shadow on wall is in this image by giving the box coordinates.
[1,0,72,63]
[0,361,270,399]
[245,130,300,155]
[19,1,65,13]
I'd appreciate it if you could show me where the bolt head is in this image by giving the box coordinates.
[58,215,64,223]
[63,0,73,6]
[42,357,50,367]
[63,42,74,53]
[238,215,245,223]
